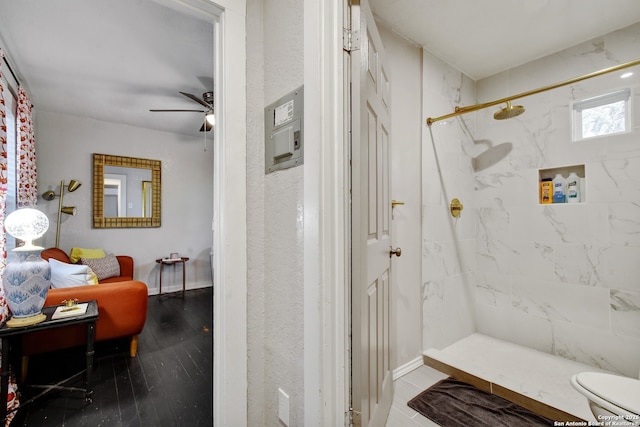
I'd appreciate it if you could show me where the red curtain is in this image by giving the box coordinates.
[17,85,37,207]
[0,50,9,323]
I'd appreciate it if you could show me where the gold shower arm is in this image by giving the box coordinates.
[426,57,640,126]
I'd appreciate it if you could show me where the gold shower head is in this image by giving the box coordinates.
[494,101,525,120]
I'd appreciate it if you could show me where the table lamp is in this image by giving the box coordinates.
[2,208,51,327]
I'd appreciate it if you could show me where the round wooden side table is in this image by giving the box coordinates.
[155,257,190,298]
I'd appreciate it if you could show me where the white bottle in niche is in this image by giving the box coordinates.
[566,172,580,203]
[552,173,566,203]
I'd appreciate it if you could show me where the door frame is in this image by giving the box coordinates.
[208,0,350,424]
[206,1,248,426]
[212,0,350,424]
[156,1,350,425]
[303,0,351,425]
[153,0,248,425]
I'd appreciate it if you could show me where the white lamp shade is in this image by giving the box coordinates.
[5,208,49,249]
[206,113,215,126]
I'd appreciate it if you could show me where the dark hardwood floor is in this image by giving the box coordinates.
[10,287,213,427]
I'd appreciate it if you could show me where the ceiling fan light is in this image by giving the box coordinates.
[206,113,215,126]
[200,121,213,132]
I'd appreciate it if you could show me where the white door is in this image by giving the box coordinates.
[350,0,394,425]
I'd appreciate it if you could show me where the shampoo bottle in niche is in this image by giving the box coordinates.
[540,178,553,204]
[566,172,580,203]
[552,173,566,203]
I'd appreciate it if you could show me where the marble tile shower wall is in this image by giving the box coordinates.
[421,50,478,351]
[472,23,640,378]
[422,23,640,379]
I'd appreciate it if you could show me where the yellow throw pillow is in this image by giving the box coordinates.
[86,267,99,285]
[69,247,106,264]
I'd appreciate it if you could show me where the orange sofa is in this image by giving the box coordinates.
[41,247,135,284]
[20,248,148,370]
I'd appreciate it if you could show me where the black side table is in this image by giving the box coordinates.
[0,300,99,424]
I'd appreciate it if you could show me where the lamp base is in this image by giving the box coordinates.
[6,313,47,328]
[3,249,51,327]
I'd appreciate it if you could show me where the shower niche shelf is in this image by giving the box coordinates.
[539,164,586,204]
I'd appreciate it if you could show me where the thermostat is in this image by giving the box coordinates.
[265,86,303,174]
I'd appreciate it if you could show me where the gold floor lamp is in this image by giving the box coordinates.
[42,179,81,248]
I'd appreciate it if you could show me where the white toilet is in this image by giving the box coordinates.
[571,372,640,426]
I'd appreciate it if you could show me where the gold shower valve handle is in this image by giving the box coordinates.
[450,198,463,218]
[391,200,405,208]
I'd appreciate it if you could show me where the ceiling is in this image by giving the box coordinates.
[0,1,639,137]
[369,0,640,80]
[0,0,215,138]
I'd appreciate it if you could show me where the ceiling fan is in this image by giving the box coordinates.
[150,91,215,132]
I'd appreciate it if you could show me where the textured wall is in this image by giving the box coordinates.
[246,0,305,425]
[35,110,214,293]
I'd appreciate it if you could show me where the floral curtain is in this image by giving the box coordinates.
[0,51,7,286]
[0,49,20,426]
[17,85,37,207]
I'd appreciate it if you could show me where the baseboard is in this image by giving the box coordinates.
[423,354,585,423]
[393,356,424,381]
[148,282,213,296]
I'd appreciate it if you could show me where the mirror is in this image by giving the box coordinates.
[93,153,161,228]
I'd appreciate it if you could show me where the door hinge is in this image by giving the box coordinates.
[346,408,362,426]
[343,28,360,52]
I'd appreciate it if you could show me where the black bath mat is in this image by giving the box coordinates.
[407,377,554,426]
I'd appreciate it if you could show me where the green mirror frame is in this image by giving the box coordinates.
[93,153,161,228]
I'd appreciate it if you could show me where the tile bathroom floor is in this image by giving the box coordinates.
[385,365,447,427]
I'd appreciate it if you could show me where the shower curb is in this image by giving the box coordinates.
[423,354,586,424]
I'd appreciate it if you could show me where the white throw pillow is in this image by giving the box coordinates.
[49,258,99,288]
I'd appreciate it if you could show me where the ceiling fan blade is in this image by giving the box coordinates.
[149,109,207,112]
[180,91,212,108]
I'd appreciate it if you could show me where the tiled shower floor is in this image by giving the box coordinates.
[386,333,611,426]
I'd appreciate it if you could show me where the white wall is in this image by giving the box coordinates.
[36,110,214,294]
[377,23,424,371]
[246,0,305,425]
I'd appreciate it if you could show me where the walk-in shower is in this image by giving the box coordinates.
[420,45,640,422]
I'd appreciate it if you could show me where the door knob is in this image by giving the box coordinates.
[389,247,402,258]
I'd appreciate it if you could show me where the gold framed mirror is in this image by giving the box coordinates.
[93,153,161,228]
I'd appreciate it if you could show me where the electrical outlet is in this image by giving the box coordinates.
[278,388,290,426]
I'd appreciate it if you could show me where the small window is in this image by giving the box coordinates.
[572,89,630,141]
